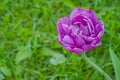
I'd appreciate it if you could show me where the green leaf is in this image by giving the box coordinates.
[16,41,32,64]
[109,48,120,80]
[0,73,4,80]
[49,53,66,66]
[41,48,55,56]
[0,66,11,77]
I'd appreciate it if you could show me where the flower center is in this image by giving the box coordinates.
[72,15,94,36]
[74,22,90,36]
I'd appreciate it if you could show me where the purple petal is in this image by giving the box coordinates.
[96,31,103,42]
[58,17,70,25]
[95,21,104,36]
[83,16,95,33]
[71,15,87,26]
[79,24,90,36]
[81,35,95,43]
[65,47,85,54]
[90,40,97,45]
[61,35,74,46]
[57,17,70,38]
[62,24,68,32]
[70,8,99,26]
[69,25,79,35]
[96,42,102,47]
[86,10,98,21]
[82,45,96,51]
[74,35,85,47]
[86,10,99,26]
[58,34,62,42]
[82,42,101,51]
[70,8,84,20]
[71,15,95,35]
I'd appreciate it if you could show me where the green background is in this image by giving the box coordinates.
[0,0,120,80]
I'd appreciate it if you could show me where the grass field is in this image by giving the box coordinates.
[0,0,120,80]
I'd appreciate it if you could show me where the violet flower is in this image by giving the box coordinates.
[57,8,104,54]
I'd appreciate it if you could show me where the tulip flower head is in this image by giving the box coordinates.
[57,8,104,54]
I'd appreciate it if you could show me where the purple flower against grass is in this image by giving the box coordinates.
[57,8,104,54]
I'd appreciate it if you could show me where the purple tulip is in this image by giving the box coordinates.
[57,8,104,54]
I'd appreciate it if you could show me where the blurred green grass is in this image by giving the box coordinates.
[0,0,120,80]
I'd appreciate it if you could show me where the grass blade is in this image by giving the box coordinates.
[109,48,120,80]
[83,53,112,80]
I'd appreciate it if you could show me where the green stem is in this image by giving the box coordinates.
[83,53,112,80]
